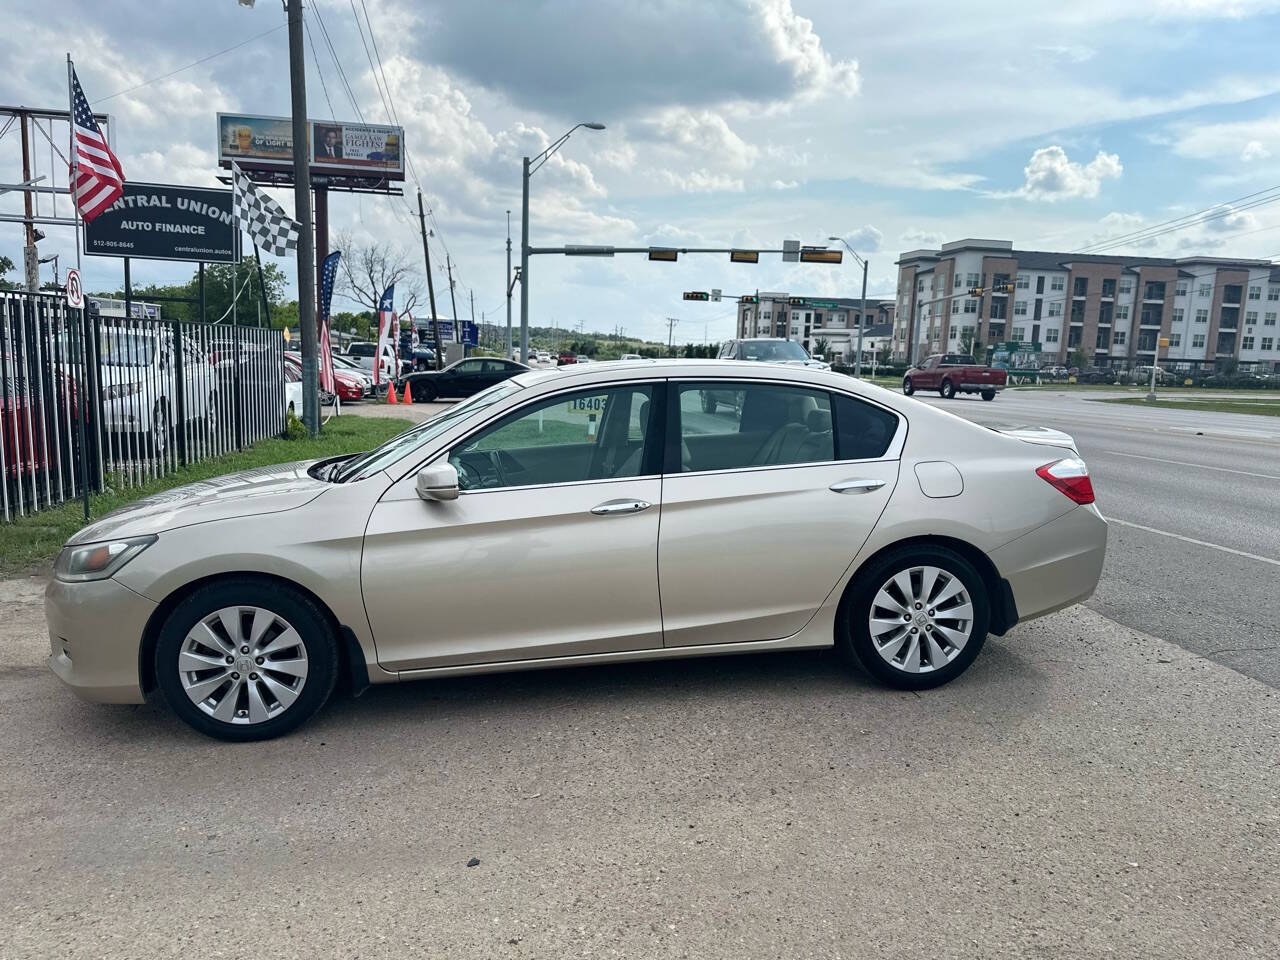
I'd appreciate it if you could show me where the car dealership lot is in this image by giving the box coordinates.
[2,382,1278,957]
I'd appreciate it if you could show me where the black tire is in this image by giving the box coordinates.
[980,389,996,401]
[939,379,956,399]
[148,400,170,456]
[902,376,915,396]
[415,382,436,403]
[155,577,339,742]
[838,545,989,691]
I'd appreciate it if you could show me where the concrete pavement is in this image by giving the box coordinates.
[1,573,1277,958]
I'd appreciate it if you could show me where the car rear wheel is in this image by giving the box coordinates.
[155,578,339,741]
[415,382,436,402]
[840,545,989,690]
[939,379,955,399]
[902,376,915,396]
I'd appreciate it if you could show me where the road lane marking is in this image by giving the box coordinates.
[1108,518,1280,568]
[1103,451,1280,481]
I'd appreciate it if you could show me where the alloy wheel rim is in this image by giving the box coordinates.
[868,565,973,673]
[178,605,309,724]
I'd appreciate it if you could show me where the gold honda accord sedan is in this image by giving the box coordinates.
[47,360,1106,741]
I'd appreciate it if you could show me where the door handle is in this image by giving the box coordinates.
[829,478,886,494]
[590,499,652,515]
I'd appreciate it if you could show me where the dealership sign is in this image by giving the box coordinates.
[217,113,405,180]
[84,183,235,263]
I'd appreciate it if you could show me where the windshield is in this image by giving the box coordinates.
[739,340,810,362]
[347,343,376,358]
[333,379,524,482]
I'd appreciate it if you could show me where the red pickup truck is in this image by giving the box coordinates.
[903,353,1006,401]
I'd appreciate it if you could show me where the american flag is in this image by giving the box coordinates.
[318,251,342,394]
[69,67,125,223]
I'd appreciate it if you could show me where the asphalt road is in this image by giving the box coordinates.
[906,388,1280,688]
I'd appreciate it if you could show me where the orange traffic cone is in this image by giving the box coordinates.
[402,382,413,404]
[386,381,398,404]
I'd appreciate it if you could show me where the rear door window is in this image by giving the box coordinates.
[833,394,898,460]
[673,382,834,473]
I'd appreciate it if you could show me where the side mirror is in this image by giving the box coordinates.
[415,462,459,501]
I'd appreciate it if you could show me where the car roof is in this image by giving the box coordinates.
[510,358,849,390]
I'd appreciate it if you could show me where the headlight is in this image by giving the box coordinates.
[106,382,143,399]
[54,535,156,582]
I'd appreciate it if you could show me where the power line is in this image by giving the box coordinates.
[303,14,338,122]
[1072,183,1280,254]
[91,24,286,104]
[311,0,366,123]
[347,0,395,125]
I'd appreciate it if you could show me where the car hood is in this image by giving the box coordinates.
[67,461,329,544]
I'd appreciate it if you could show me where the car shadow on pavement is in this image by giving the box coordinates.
[39,636,1048,750]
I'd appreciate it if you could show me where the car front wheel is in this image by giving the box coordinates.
[902,377,914,396]
[840,546,989,690]
[155,578,339,741]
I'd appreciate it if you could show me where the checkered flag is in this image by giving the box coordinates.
[232,162,300,257]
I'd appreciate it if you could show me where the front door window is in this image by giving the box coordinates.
[450,385,655,490]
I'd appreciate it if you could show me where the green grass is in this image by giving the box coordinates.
[0,415,415,578]
[1091,397,1280,417]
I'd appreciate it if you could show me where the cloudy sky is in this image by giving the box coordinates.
[5,0,1280,342]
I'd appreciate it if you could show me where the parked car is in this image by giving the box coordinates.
[92,328,217,454]
[537,352,552,364]
[557,352,577,366]
[575,355,592,364]
[717,338,831,370]
[283,361,303,418]
[345,340,403,382]
[398,357,528,402]
[46,359,1106,741]
[411,345,437,371]
[620,353,644,361]
[1075,366,1118,385]
[285,354,369,402]
[903,354,1007,400]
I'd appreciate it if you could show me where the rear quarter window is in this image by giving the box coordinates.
[834,394,898,460]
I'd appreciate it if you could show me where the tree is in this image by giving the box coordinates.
[334,231,421,318]
[0,254,17,290]
[812,336,831,358]
[1068,349,1088,370]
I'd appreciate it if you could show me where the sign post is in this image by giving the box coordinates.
[65,268,83,309]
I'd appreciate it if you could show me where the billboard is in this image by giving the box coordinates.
[84,183,236,263]
[217,113,405,180]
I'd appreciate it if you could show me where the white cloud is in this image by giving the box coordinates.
[752,0,860,100]
[835,225,883,253]
[1203,203,1259,232]
[633,108,759,170]
[658,169,746,193]
[900,228,946,248]
[1011,146,1123,201]
[1242,139,1271,161]
[772,179,799,190]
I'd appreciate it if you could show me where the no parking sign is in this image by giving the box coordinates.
[65,269,83,309]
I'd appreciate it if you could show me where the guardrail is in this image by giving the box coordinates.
[1,291,285,522]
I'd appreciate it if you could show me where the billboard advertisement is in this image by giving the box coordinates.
[84,183,236,263]
[217,113,404,180]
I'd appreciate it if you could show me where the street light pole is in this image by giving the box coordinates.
[519,122,605,364]
[520,157,530,363]
[829,236,869,377]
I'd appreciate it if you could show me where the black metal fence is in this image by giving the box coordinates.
[1,290,286,522]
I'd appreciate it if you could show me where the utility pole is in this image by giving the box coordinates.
[19,113,38,292]
[505,210,514,361]
[415,189,444,371]
[446,256,459,361]
[469,288,475,355]
[286,0,319,435]
[666,317,680,355]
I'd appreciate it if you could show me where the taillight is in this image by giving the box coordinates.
[1036,458,1095,505]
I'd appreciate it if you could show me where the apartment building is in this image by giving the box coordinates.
[893,239,1280,371]
[735,293,895,361]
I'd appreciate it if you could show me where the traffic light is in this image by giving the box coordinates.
[991,282,1015,294]
[967,286,984,297]
[683,291,710,301]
